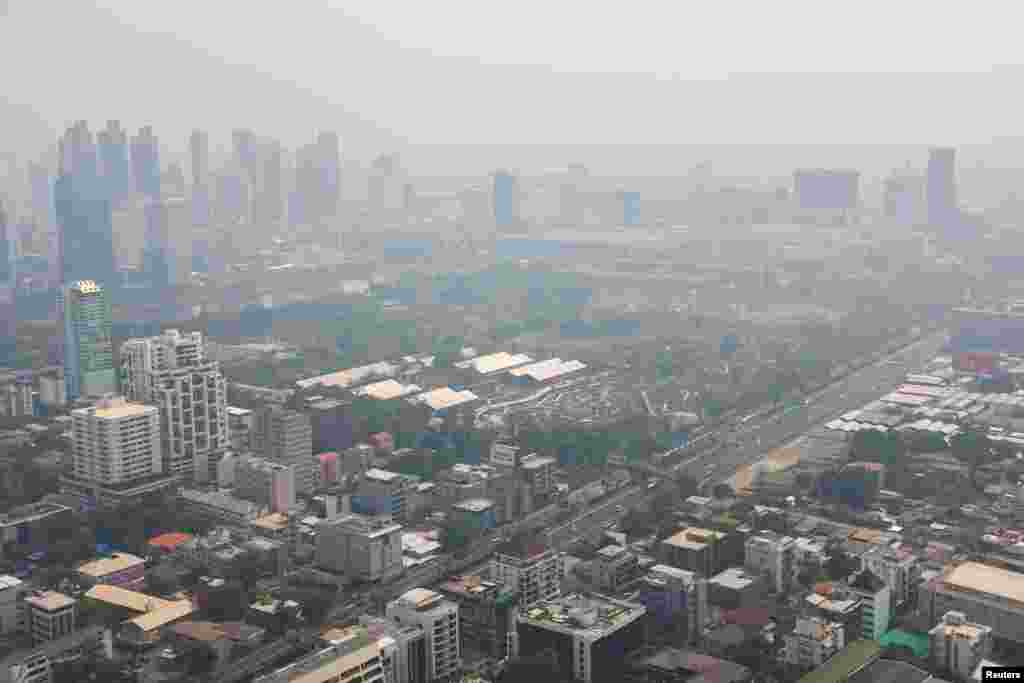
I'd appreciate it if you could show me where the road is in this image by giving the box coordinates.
[677,331,950,488]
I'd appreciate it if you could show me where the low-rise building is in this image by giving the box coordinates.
[918,562,1024,643]
[0,625,108,683]
[0,503,74,562]
[624,647,752,683]
[179,489,262,525]
[315,514,403,582]
[253,624,388,683]
[592,545,638,593]
[708,567,763,610]
[783,616,845,671]
[352,468,418,521]
[76,552,147,590]
[929,611,993,681]
[234,455,297,513]
[0,576,26,635]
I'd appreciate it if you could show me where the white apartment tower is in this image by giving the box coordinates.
[120,329,227,482]
[71,396,162,489]
[386,588,460,682]
[491,543,563,607]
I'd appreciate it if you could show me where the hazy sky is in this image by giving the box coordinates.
[3,1,1024,169]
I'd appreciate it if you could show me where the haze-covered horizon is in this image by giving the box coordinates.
[6,1,1024,175]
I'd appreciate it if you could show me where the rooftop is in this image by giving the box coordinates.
[296,361,397,390]
[364,468,402,483]
[148,532,195,551]
[597,544,630,560]
[85,584,174,613]
[410,386,479,411]
[458,351,534,375]
[638,648,751,683]
[354,379,422,401]
[848,658,941,683]
[663,527,725,551]
[798,640,881,683]
[0,501,71,527]
[127,600,195,632]
[25,591,75,612]
[710,567,758,591]
[938,562,1024,605]
[454,498,494,513]
[396,588,446,610]
[508,358,587,382]
[77,552,146,577]
[325,514,403,538]
[440,575,505,599]
[518,593,646,641]
[252,513,291,531]
[0,575,24,591]
[78,396,156,420]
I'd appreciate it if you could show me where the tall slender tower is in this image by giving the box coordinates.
[61,280,116,401]
[130,126,161,199]
[926,147,957,228]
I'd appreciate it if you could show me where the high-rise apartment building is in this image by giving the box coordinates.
[638,564,708,645]
[254,624,388,683]
[189,130,208,188]
[97,120,131,205]
[744,531,795,595]
[254,406,314,495]
[491,541,563,607]
[492,170,519,228]
[61,280,116,401]
[315,513,402,582]
[317,131,341,215]
[142,197,192,287]
[120,329,227,482]
[927,147,958,227]
[386,589,460,682]
[254,141,283,228]
[63,395,181,508]
[130,126,160,199]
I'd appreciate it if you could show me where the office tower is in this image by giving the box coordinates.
[317,131,341,216]
[386,589,460,682]
[369,153,406,217]
[638,565,708,645]
[883,174,923,226]
[120,329,228,481]
[491,540,563,606]
[162,162,186,198]
[130,126,160,199]
[929,611,993,681]
[515,594,647,683]
[142,197,191,287]
[492,170,519,228]
[189,130,208,188]
[439,575,517,660]
[235,455,296,513]
[28,162,59,288]
[254,141,283,228]
[254,406,314,495]
[0,202,13,355]
[97,120,131,205]
[232,129,257,177]
[927,147,957,227]
[215,169,250,226]
[291,142,320,227]
[55,122,117,288]
[61,280,116,400]
[316,513,403,581]
[621,191,642,226]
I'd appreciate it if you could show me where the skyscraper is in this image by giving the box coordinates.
[28,162,59,289]
[130,126,160,199]
[55,122,117,288]
[189,130,208,188]
[120,329,228,482]
[143,197,192,287]
[232,129,257,178]
[190,130,211,228]
[254,141,283,229]
[61,280,116,401]
[493,170,519,229]
[97,121,131,206]
[927,147,958,227]
[0,202,14,365]
[317,131,341,215]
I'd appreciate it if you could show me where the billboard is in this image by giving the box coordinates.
[794,169,860,210]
